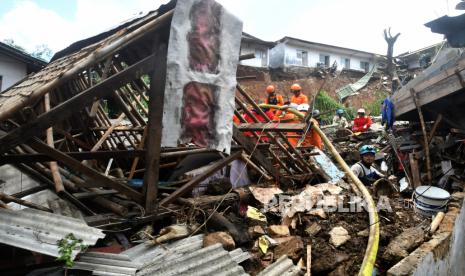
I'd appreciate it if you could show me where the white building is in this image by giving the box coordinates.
[0,42,46,92]
[269,36,378,72]
[239,32,275,67]
[396,41,444,70]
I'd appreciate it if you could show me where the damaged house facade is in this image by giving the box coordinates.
[239,32,275,67]
[0,41,46,91]
[269,36,379,72]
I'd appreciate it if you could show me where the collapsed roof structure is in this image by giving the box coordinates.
[1,1,465,275]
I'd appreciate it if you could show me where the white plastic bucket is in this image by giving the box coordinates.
[414,186,450,216]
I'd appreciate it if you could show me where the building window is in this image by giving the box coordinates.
[360,61,370,72]
[296,50,308,66]
[255,49,267,67]
[319,54,330,67]
[343,58,350,69]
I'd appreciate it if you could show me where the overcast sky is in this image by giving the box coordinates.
[0,0,462,56]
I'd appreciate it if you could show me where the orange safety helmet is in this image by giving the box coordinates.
[266,85,275,93]
[290,83,302,91]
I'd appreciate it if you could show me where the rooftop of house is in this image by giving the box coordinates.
[276,36,383,57]
[0,41,47,71]
[241,32,275,48]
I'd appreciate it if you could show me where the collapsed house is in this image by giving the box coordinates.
[0,0,464,276]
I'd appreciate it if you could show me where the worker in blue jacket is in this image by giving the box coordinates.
[381,97,395,130]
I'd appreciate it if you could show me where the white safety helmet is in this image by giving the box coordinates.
[297,104,310,112]
[357,108,366,114]
[289,103,299,109]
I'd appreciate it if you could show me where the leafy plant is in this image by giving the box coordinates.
[56,233,88,268]
[314,90,355,123]
[362,91,387,116]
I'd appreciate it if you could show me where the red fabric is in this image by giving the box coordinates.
[242,110,274,141]
[288,119,323,150]
[352,116,372,132]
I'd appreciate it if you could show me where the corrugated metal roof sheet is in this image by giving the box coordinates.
[122,234,206,268]
[72,234,251,276]
[72,252,140,276]
[256,255,301,276]
[137,243,248,276]
[336,65,377,100]
[0,208,105,258]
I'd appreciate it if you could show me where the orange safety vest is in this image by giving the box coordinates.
[288,118,323,150]
[291,93,309,105]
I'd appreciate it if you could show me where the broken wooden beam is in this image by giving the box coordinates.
[28,138,143,202]
[160,151,242,206]
[0,192,53,212]
[0,150,146,165]
[0,53,156,155]
[143,42,167,212]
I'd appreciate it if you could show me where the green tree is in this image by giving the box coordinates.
[31,44,53,62]
[3,38,26,52]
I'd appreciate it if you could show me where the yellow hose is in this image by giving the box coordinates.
[259,103,379,275]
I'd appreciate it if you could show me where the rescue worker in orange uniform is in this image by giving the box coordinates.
[264,85,284,108]
[290,83,308,105]
[287,105,323,150]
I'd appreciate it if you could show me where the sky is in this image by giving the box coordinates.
[0,0,463,57]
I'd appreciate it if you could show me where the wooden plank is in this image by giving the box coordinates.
[128,126,147,180]
[410,89,432,185]
[12,185,48,198]
[236,85,312,173]
[233,126,287,182]
[409,153,421,188]
[394,69,465,116]
[28,138,143,202]
[143,42,167,212]
[237,123,306,132]
[0,53,156,155]
[0,192,53,212]
[0,150,146,164]
[13,163,96,215]
[234,96,304,173]
[160,151,242,207]
[73,190,118,199]
[428,113,442,143]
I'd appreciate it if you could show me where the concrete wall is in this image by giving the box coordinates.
[411,197,465,276]
[0,53,27,91]
[240,42,269,67]
[388,194,465,276]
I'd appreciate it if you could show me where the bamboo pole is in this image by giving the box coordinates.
[44,93,65,193]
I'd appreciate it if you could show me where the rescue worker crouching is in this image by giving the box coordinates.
[264,85,284,112]
[333,108,349,128]
[352,108,372,132]
[290,83,308,105]
[351,145,384,186]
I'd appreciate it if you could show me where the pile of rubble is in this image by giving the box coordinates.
[0,1,464,276]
